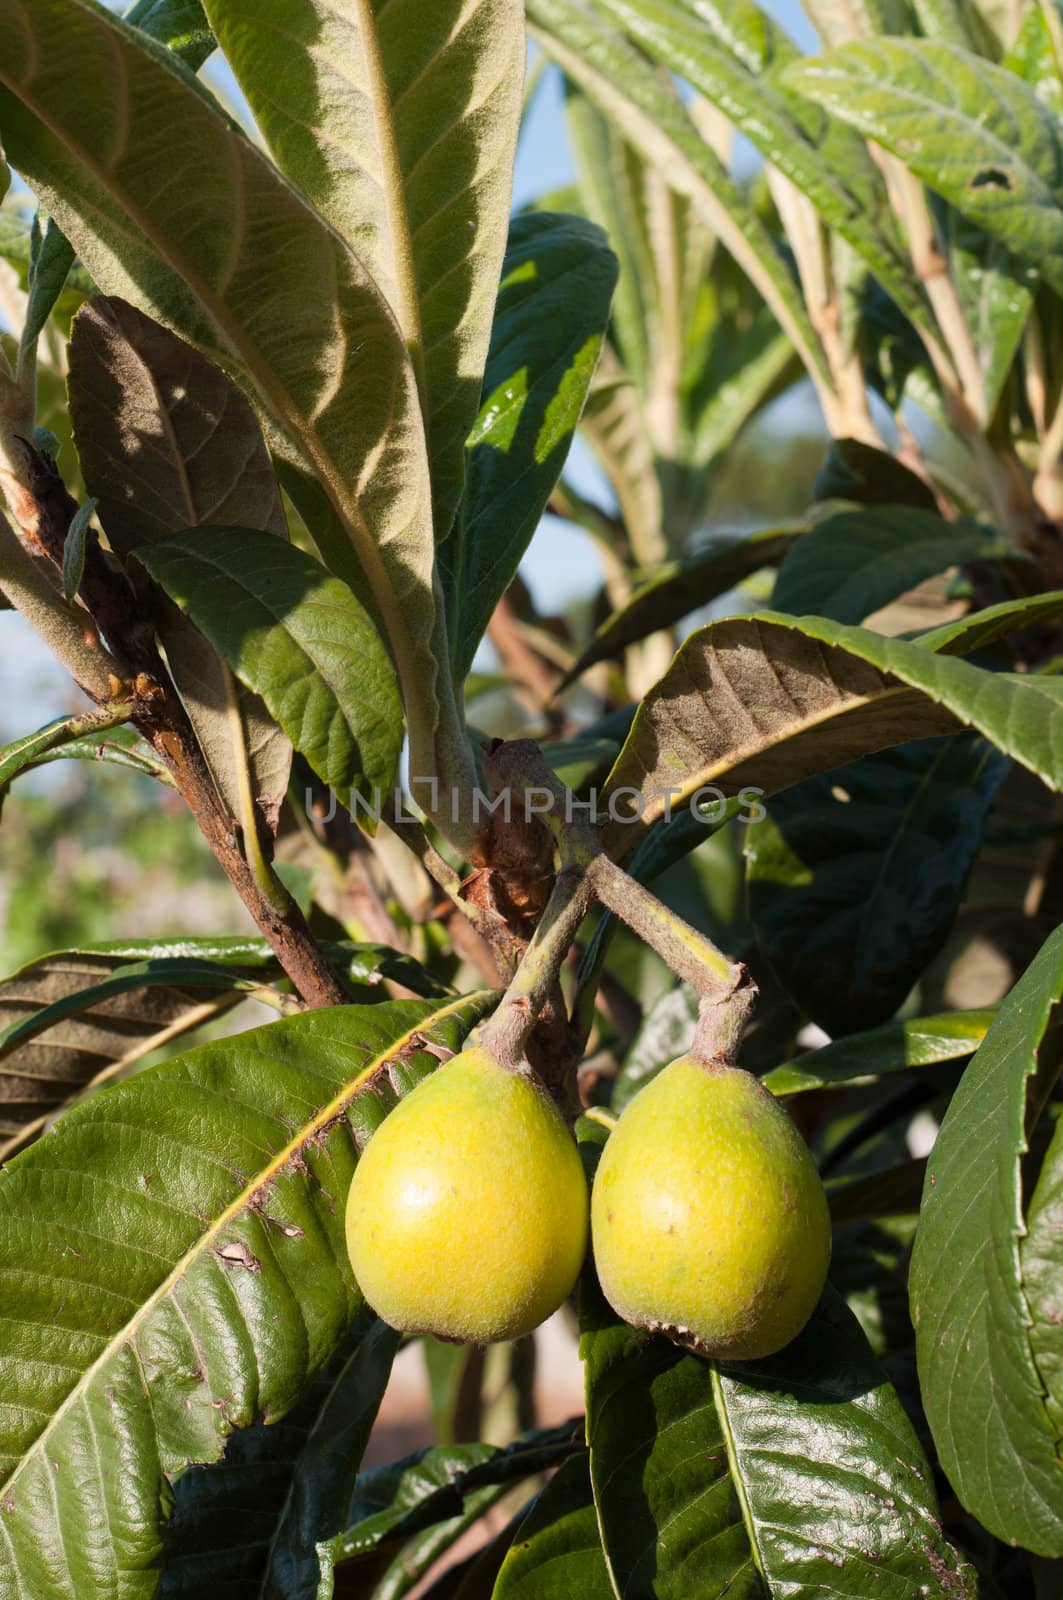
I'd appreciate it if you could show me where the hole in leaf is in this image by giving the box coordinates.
[970,167,1014,191]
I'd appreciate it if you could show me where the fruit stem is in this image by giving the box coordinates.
[477,865,594,1070]
[482,739,755,1059]
[692,978,758,1067]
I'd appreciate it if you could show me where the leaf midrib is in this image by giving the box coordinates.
[0,992,480,1509]
[351,0,427,405]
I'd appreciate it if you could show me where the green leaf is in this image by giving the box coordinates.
[201,0,524,544]
[812,436,941,511]
[917,588,1063,653]
[600,609,1063,859]
[0,942,278,1163]
[582,1279,974,1597]
[329,1483,508,1600]
[0,705,132,791]
[0,0,439,763]
[762,1005,995,1095]
[564,87,660,400]
[940,201,1037,419]
[22,212,75,353]
[328,1423,580,1565]
[525,0,833,396]
[785,39,1063,297]
[1007,5,1063,117]
[3,723,172,786]
[745,734,1009,1033]
[137,528,403,808]
[609,975,986,1114]
[1022,1115,1063,1449]
[68,295,294,834]
[772,504,1013,624]
[439,212,617,683]
[492,1454,612,1600]
[60,497,96,601]
[161,1312,399,1597]
[123,0,214,70]
[563,523,806,683]
[910,922,1063,1556]
[590,0,933,340]
[0,991,492,1597]
[913,0,1005,54]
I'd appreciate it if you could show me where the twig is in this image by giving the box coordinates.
[486,591,562,725]
[483,739,753,1066]
[6,440,351,1010]
[767,170,880,446]
[0,508,116,702]
[477,866,593,1069]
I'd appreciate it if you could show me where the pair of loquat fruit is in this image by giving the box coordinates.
[345,1043,831,1360]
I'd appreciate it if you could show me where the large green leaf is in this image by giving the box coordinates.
[0,991,492,1597]
[745,734,1009,1034]
[600,609,1063,858]
[590,0,933,337]
[201,0,523,543]
[910,922,1063,1556]
[492,1454,612,1600]
[69,295,293,835]
[525,0,833,398]
[439,212,617,683]
[762,1006,994,1095]
[564,524,806,684]
[582,1279,974,1596]
[0,0,439,760]
[772,505,1014,624]
[161,1312,399,1597]
[137,528,403,808]
[785,39,1063,297]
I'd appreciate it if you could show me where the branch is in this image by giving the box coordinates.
[4,440,351,1010]
[482,739,754,1068]
[0,507,116,702]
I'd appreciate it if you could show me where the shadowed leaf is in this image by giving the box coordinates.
[69,296,293,835]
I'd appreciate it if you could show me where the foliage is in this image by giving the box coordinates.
[0,1,1062,1596]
